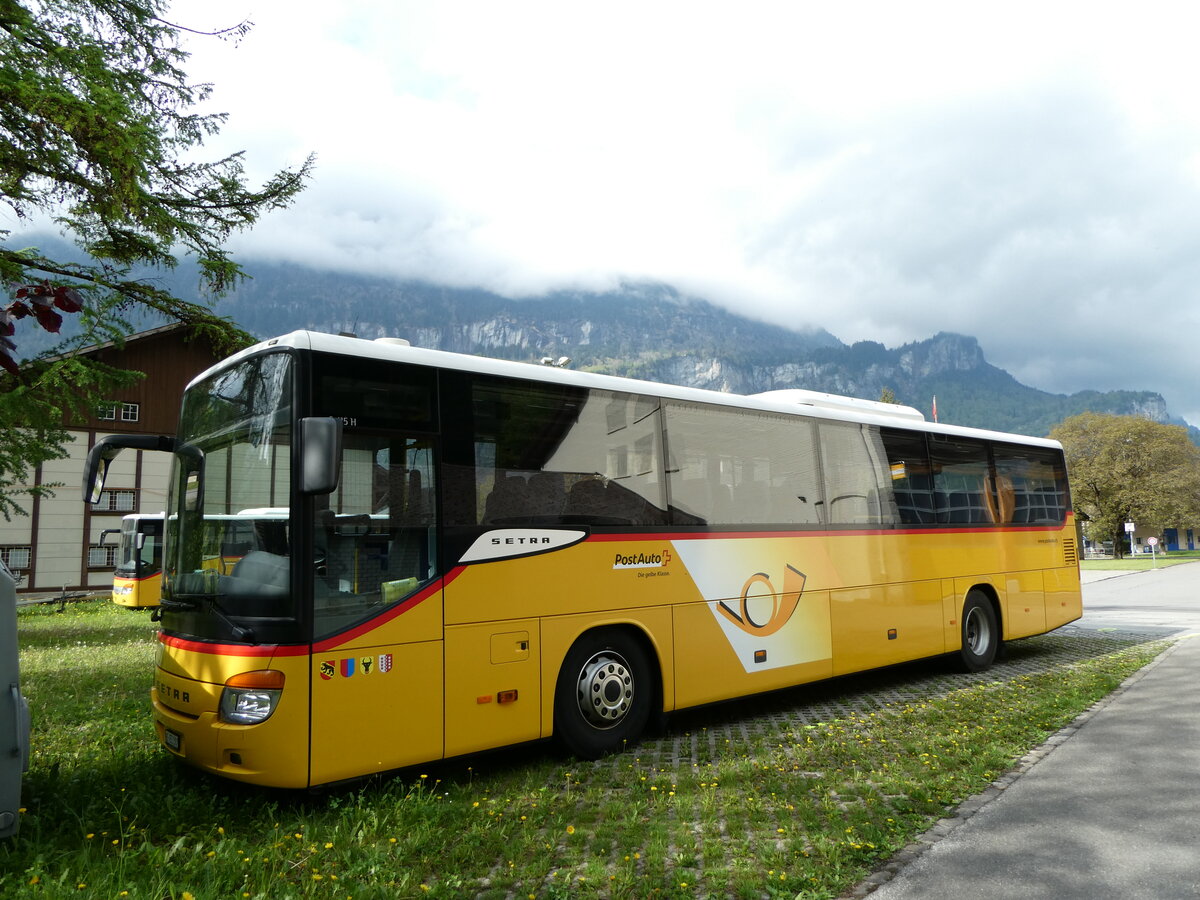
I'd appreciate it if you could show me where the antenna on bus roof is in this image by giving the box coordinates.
[753,389,926,422]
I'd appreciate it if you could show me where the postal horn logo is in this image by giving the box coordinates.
[715,564,806,637]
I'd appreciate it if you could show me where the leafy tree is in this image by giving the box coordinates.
[0,0,313,518]
[1050,412,1200,557]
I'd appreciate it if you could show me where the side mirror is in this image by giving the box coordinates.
[84,435,176,503]
[300,417,342,495]
[175,443,205,513]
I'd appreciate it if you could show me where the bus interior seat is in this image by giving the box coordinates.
[483,475,529,523]
[526,472,566,518]
[565,477,613,520]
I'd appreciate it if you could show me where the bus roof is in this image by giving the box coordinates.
[193,330,1062,450]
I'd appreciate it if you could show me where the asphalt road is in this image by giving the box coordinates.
[1078,561,1200,634]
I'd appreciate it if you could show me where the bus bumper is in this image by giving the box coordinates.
[151,671,310,788]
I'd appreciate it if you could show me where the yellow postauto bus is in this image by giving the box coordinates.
[104,513,165,609]
[84,331,1081,788]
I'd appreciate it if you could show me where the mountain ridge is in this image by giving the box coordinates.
[5,240,1188,438]
[197,263,1185,437]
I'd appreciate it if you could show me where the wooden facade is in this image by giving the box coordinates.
[0,325,227,594]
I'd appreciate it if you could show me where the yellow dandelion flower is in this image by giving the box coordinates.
[566,825,575,834]
[325,842,334,849]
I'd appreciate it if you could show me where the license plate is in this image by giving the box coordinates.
[164,729,182,752]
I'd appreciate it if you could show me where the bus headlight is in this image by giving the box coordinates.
[219,670,285,725]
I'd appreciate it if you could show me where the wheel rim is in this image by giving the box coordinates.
[964,605,991,655]
[575,651,635,729]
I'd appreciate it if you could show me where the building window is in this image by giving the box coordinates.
[96,489,136,512]
[120,402,140,422]
[88,545,117,568]
[1,546,31,570]
[97,402,117,420]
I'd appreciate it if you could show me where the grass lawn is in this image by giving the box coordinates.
[2,599,1167,899]
[1081,553,1199,572]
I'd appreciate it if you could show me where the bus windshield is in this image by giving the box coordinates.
[114,516,163,580]
[162,351,296,635]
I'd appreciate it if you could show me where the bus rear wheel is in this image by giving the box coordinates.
[554,629,653,760]
[957,590,1000,672]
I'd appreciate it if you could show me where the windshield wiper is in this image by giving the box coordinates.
[207,596,257,643]
[158,594,199,611]
[157,579,257,643]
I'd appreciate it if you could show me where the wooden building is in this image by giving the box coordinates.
[0,324,227,594]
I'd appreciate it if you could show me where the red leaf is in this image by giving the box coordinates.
[53,288,84,312]
[8,302,30,319]
[33,305,61,333]
[0,350,18,376]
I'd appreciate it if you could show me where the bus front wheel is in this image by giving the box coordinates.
[554,629,653,760]
[957,590,1000,672]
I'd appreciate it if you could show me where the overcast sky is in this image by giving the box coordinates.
[168,1,1200,423]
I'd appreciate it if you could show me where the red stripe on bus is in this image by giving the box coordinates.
[160,571,462,657]
[159,633,297,658]
[311,570,460,652]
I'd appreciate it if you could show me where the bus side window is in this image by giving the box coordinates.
[880,428,936,525]
[993,444,1068,525]
[467,380,668,527]
[817,422,895,526]
[928,435,993,525]
[663,402,823,527]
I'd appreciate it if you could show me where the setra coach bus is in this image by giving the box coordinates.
[83,331,1082,788]
[104,513,165,609]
